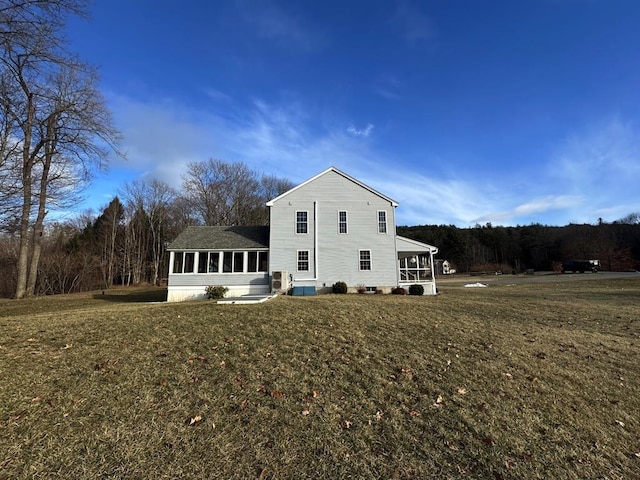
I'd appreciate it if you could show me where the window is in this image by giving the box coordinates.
[378,211,387,234]
[258,252,268,272]
[359,250,371,271]
[233,252,244,272]
[297,250,309,271]
[399,254,432,282]
[197,252,207,273]
[184,252,195,273]
[247,251,268,272]
[296,211,308,234]
[172,251,200,273]
[248,252,258,272]
[209,252,220,273]
[222,252,233,273]
[172,252,184,273]
[338,210,348,234]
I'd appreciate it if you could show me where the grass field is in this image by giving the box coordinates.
[1,277,639,479]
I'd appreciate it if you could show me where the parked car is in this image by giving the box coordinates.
[562,259,599,273]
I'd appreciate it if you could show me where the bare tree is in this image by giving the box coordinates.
[180,159,293,226]
[0,0,122,298]
[121,178,175,284]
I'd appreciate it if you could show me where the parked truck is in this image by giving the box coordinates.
[562,259,599,273]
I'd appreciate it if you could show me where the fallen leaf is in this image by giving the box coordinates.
[344,420,353,429]
[186,415,202,426]
[301,410,310,416]
[409,410,421,416]
[62,343,73,349]
[270,390,285,399]
[312,390,318,398]
[374,410,383,421]
[616,420,625,428]
[457,387,468,395]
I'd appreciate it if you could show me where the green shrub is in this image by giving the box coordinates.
[205,285,228,299]
[408,284,424,295]
[391,287,406,295]
[332,281,348,294]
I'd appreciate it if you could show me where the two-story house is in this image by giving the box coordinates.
[166,167,438,302]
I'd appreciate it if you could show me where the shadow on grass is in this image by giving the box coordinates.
[93,288,168,303]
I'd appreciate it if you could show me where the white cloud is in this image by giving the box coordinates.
[239,1,326,53]
[347,123,374,137]
[545,116,640,222]
[98,89,640,228]
[393,2,436,44]
[552,117,640,186]
[472,195,585,225]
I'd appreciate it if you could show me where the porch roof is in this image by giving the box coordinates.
[396,235,438,255]
[167,226,269,250]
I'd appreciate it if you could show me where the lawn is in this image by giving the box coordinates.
[1,278,639,479]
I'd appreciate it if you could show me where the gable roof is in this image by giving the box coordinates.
[167,226,269,250]
[266,166,399,207]
[396,235,439,253]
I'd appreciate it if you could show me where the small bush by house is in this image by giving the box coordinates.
[332,281,348,294]
[408,284,424,296]
[205,285,228,299]
[391,287,406,295]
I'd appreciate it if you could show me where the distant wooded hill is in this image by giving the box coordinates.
[397,222,640,273]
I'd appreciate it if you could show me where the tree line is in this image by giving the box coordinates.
[0,159,293,298]
[0,1,294,299]
[398,219,640,274]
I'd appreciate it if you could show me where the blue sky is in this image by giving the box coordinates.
[66,0,640,227]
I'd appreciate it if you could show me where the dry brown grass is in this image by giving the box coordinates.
[1,279,639,479]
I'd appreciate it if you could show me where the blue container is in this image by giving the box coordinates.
[292,286,316,296]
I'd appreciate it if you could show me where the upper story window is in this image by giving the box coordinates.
[338,210,348,234]
[297,250,310,271]
[296,211,308,234]
[359,250,372,271]
[378,210,387,234]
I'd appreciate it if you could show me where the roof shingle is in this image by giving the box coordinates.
[167,226,269,250]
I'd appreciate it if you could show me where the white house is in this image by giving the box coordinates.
[166,167,438,301]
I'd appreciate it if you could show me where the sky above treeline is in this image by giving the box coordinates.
[65,0,640,227]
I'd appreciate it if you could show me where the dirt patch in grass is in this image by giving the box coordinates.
[1,279,639,478]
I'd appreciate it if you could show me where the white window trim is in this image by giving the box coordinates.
[296,210,309,235]
[338,210,348,234]
[359,249,372,271]
[377,210,387,234]
[297,249,310,272]
[175,251,197,274]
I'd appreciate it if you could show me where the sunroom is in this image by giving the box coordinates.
[166,226,270,302]
[396,236,439,295]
